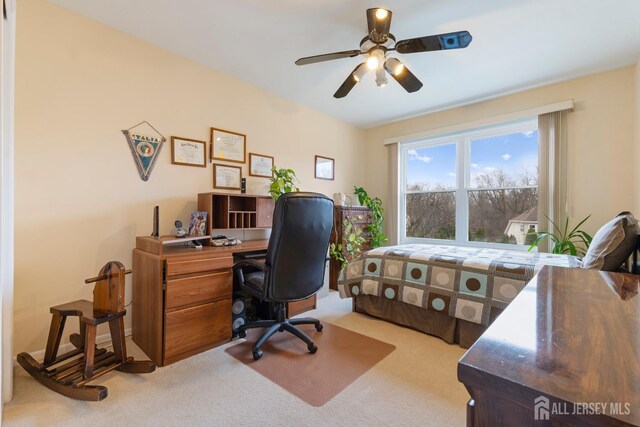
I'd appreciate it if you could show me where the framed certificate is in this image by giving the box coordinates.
[213,163,242,190]
[210,128,246,164]
[171,136,206,167]
[249,153,274,178]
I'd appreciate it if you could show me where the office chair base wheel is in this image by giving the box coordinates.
[252,349,263,360]
[308,344,318,354]
[315,323,323,332]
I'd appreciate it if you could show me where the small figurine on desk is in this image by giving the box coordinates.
[175,220,187,238]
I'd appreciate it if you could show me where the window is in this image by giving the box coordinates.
[400,119,538,249]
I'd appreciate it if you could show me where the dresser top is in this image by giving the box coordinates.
[458,266,639,425]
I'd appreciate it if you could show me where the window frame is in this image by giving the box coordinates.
[399,118,538,250]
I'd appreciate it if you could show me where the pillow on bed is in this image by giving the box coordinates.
[581,212,639,271]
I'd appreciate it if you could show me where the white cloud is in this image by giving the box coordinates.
[523,130,535,138]
[447,172,456,177]
[407,149,432,164]
[501,153,512,161]
[483,166,497,173]
[471,163,479,168]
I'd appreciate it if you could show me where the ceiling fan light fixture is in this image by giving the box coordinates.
[366,55,379,70]
[295,8,472,98]
[376,67,388,87]
[367,48,386,70]
[375,8,389,20]
[385,57,405,76]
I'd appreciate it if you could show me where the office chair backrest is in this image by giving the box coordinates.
[266,192,334,301]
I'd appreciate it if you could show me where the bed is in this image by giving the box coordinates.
[337,244,581,348]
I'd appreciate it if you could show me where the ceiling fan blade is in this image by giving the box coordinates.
[384,59,423,93]
[366,8,392,43]
[395,31,472,54]
[334,63,366,99]
[295,50,362,66]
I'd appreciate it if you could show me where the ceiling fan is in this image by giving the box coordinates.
[295,8,472,98]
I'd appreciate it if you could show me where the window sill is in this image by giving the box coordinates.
[399,237,537,252]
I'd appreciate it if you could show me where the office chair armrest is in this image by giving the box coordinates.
[233,260,269,294]
[233,259,267,272]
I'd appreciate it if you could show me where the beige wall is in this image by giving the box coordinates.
[14,0,365,354]
[635,61,640,214]
[365,66,636,238]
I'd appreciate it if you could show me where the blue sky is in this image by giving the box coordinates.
[406,130,538,190]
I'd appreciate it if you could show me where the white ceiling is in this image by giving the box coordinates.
[50,0,640,128]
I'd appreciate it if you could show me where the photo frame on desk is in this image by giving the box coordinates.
[213,163,242,190]
[171,136,206,167]
[210,127,246,164]
[188,211,208,236]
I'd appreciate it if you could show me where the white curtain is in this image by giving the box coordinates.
[386,143,399,246]
[1,0,16,404]
[537,111,570,251]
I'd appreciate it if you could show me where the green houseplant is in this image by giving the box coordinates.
[268,166,300,200]
[329,218,365,269]
[527,214,593,256]
[329,187,387,269]
[353,186,387,248]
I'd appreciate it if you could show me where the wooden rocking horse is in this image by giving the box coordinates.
[17,261,155,401]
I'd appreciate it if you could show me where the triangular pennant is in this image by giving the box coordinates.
[122,122,165,181]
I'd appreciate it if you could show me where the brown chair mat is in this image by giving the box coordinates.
[225,322,396,407]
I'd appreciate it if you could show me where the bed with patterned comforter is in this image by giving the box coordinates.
[338,244,581,326]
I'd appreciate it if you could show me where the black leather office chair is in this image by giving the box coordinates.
[233,192,333,360]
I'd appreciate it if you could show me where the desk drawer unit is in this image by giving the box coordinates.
[132,238,271,367]
[165,256,233,277]
[165,271,232,311]
[164,299,231,364]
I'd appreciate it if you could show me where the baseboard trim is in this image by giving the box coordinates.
[13,328,132,367]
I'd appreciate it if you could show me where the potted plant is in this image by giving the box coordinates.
[268,166,300,200]
[329,217,365,269]
[330,187,387,269]
[527,215,592,256]
[353,186,387,248]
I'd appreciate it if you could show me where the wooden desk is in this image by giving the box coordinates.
[132,237,269,366]
[458,266,640,426]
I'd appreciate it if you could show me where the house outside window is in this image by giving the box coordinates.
[400,118,539,249]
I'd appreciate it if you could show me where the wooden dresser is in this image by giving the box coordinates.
[458,266,639,426]
[329,205,372,290]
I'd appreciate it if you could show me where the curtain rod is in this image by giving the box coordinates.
[383,100,574,146]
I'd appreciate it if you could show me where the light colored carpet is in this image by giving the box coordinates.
[4,292,469,426]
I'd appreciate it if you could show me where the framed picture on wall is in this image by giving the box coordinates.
[210,128,246,164]
[314,155,335,180]
[213,163,242,190]
[171,136,206,167]
[249,153,274,178]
